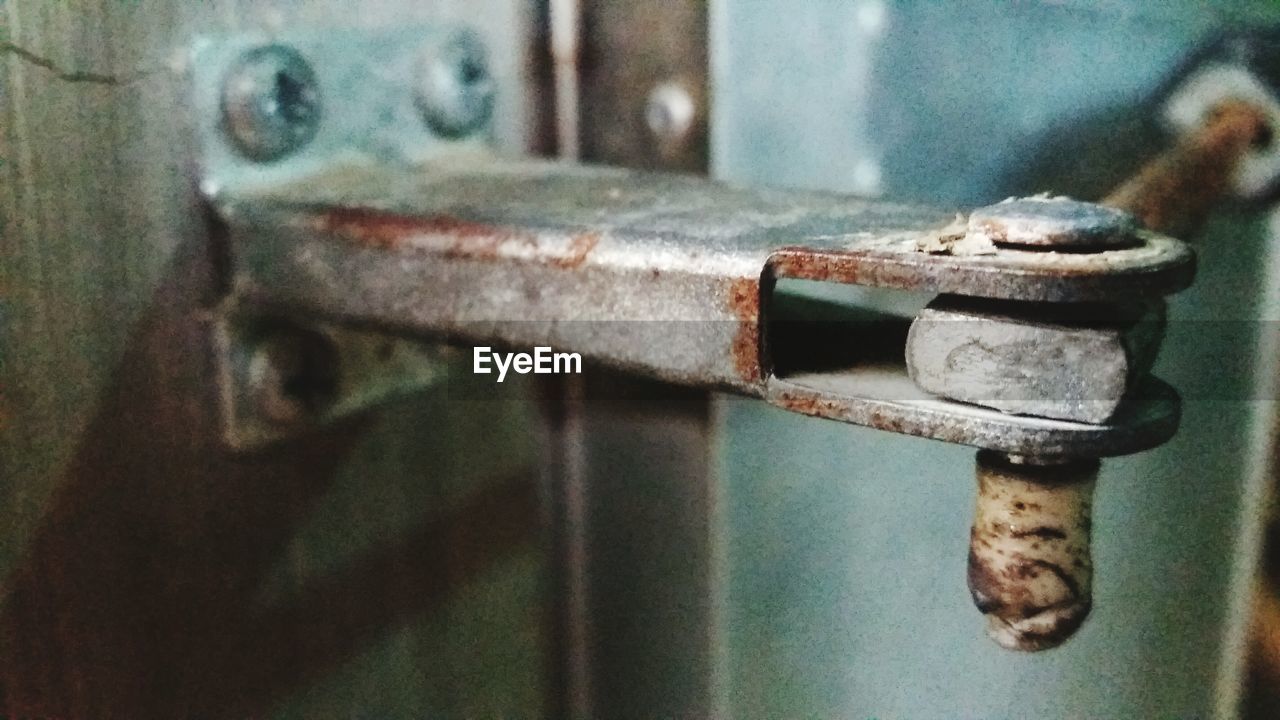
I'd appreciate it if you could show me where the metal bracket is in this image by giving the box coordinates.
[197,26,1194,460]
[193,25,490,447]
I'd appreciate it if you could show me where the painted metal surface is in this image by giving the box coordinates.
[549,3,717,717]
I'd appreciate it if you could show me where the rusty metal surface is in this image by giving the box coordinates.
[968,452,1098,652]
[1109,99,1271,237]
[767,370,1179,459]
[215,157,1191,456]
[710,3,1280,718]
[222,159,1196,306]
[1162,34,1280,203]
[211,304,456,450]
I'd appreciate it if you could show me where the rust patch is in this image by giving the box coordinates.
[770,391,915,436]
[1010,526,1068,541]
[551,231,601,269]
[766,234,1195,306]
[313,208,607,269]
[967,547,1007,613]
[769,247,859,283]
[726,278,762,384]
[317,208,504,248]
[314,208,541,261]
[773,390,843,418]
[769,247,924,289]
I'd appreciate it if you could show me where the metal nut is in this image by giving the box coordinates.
[967,196,1139,250]
[247,327,341,425]
[221,44,322,162]
[415,31,495,138]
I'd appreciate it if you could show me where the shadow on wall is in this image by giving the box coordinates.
[0,244,542,717]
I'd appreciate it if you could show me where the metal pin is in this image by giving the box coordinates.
[956,102,1269,652]
[967,451,1098,652]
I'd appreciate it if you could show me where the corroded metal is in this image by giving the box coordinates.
[968,451,1098,652]
[967,196,1140,250]
[217,158,1192,457]
[1110,99,1270,237]
[212,305,454,450]
[905,297,1166,424]
[1162,49,1280,202]
[767,371,1179,459]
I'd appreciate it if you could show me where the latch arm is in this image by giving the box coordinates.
[217,157,1191,459]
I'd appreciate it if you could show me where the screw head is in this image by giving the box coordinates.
[415,31,495,139]
[221,44,322,162]
[247,328,341,425]
[644,81,696,146]
[967,196,1140,250]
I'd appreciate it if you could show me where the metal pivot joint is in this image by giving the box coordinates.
[191,26,1242,652]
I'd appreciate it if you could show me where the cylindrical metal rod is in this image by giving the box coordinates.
[1104,100,1270,238]
[549,0,582,160]
[968,451,1099,651]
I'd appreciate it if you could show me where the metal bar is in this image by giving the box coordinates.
[1105,99,1271,238]
[218,158,1193,458]
[560,3,716,717]
[549,0,582,160]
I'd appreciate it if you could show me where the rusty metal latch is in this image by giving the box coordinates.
[192,25,1279,651]
[218,160,1191,459]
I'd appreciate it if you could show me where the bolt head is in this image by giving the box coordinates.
[644,82,696,146]
[248,328,340,425]
[221,44,322,162]
[416,31,495,139]
[967,196,1139,250]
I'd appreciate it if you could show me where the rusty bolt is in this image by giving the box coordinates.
[415,30,495,139]
[221,44,322,162]
[968,451,1098,652]
[966,196,1140,250]
[247,327,341,425]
